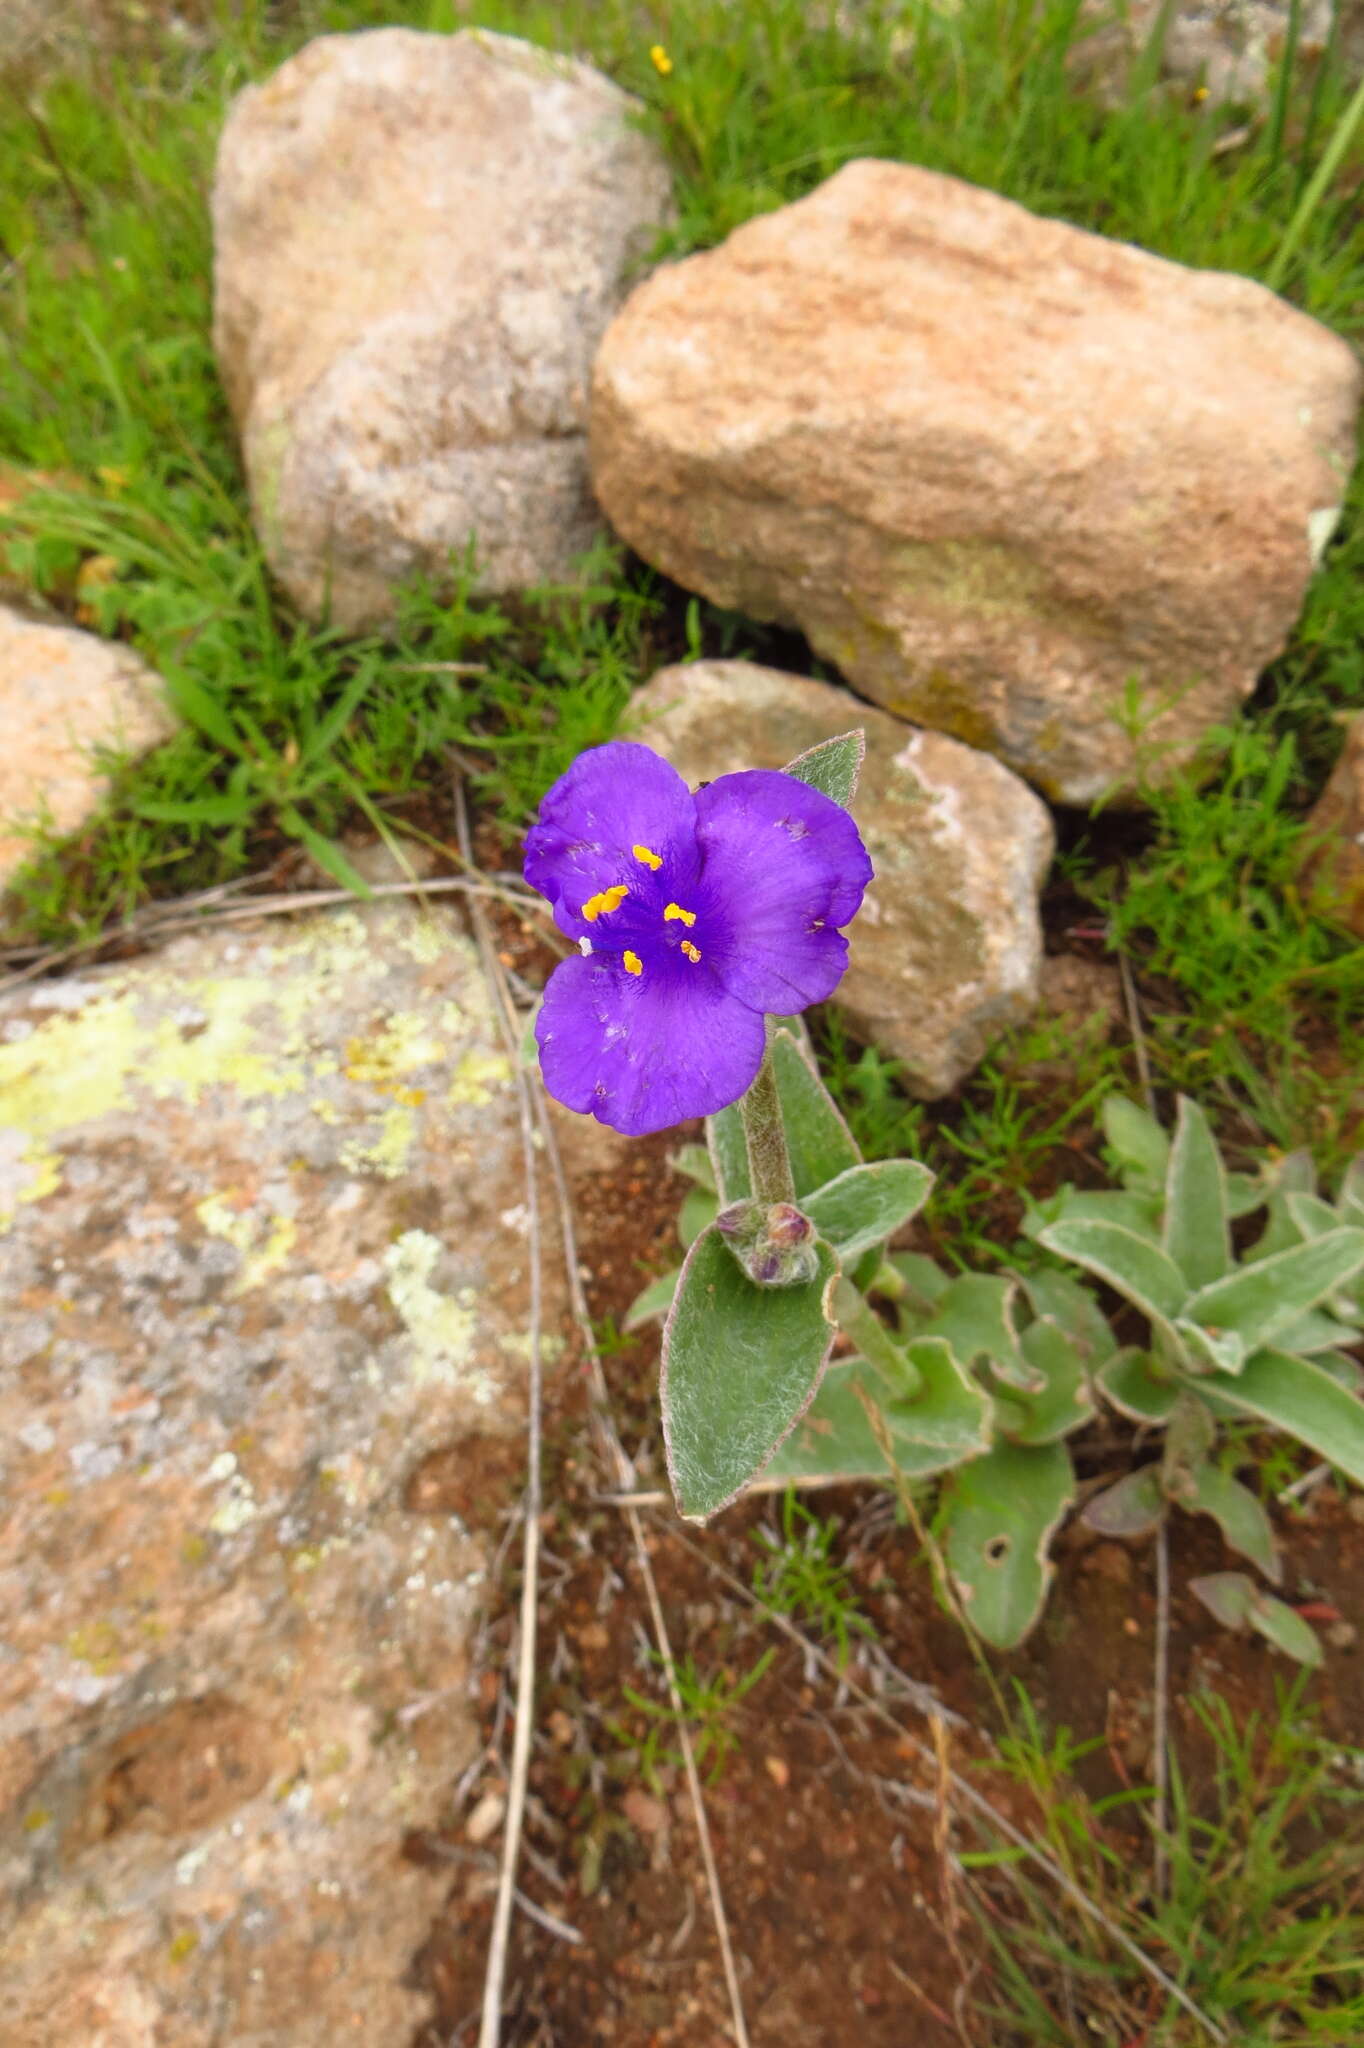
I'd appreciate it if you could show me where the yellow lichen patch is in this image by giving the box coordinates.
[632,843,663,870]
[343,1011,445,1087]
[663,903,696,927]
[623,950,643,977]
[168,1930,199,1965]
[446,1049,511,1108]
[339,1104,417,1180]
[681,940,702,963]
[196,1193,298,1294]
[581,883,629,922]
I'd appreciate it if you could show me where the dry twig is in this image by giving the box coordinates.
[456,783,545,2048]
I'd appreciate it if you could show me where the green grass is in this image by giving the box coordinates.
[968,1682,1364,2045]
[751,1491,874,1667]
[2,0,1363,1163]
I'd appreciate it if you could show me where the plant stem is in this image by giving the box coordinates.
[739,1033,797,1206]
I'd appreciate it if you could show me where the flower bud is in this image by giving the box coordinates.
[715,1200,820,1287]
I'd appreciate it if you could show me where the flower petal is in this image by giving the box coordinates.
[535,952,766,1137]
[693,770,873,1015]
[523,741,697,940]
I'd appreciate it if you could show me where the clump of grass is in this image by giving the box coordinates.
[968,1681,1364,2045]
[752,1491,874,1668]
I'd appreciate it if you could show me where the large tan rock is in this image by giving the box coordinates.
[1300,713,1364,937]
[212,27,673,630]
[0,902,556,2047]
[592,161,1360,806]
[631,661,1054,1096]
[0,606,173,892]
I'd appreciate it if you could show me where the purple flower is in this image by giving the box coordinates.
[523,740,873,1136]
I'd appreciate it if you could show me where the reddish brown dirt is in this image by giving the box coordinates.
[407,1119,1364,2048]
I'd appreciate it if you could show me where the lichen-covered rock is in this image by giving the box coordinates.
[212,27,673,630]
[1300,712,1364,938]
[631,661,1054,1096]
[0,902,555,2047]
[592,160,1360,805]
[0,606,173,893]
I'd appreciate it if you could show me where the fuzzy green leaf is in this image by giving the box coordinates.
[1163,1095,1229,1290]
[706,1102,751,1205]
[623,1267,681,1331]
[803,1159,934,1264]
[1199,1348,1364,1488]
[1102,1096,1171,1190]
[999,1317,1095,1444]
[763,1346,990,1487]
[671,1144,717,1193]
[678,1185,718,1249]
[1097,1350,1183,1423]
[1082,1465,1166,1538]
[1035,1218,1187,1328]
[1185,1230,1364,1349]
[1182,1467,1280,1581]
[1188,1570,1254,1630]
[925,1273,1042,1393]
[769,1028,862,1197]
[661,1226,838,1520]
[942,1442,1076,1649]
[1021,1269,1117,1370]
[782,729,865,810]
[1190,1575,1321,1666]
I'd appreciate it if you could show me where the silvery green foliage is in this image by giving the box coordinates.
[637,1083,1364,1659]
[636,731,1364,1659]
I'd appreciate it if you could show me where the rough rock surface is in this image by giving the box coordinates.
[592,160,1360,806]
[1300,713,1364,937]
[0,606,173,892]
[212,27,673,630]
[0,901,555,2047]
[631,661,1054,1096]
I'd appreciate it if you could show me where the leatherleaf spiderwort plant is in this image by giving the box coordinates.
[526,736,1364,1662]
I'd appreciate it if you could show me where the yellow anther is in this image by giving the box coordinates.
[581,884,629,922]
[633,843,663,870]
[623,950,643,977]
[681,940,702,963]
[663,903,696,927]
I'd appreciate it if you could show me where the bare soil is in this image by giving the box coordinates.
[406,1117,1364,2048]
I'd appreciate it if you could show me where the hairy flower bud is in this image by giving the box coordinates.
[715,1199,819,1287]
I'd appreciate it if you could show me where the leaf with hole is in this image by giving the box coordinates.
[942,1442,1076,1649]
[661,1226,838,1520]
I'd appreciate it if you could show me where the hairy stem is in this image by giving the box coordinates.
[739,1035,796,1206]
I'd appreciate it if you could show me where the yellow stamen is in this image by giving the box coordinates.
[663,903,696,927]
[581,883,629,922]
[623,950,643,977]
[633,843,663,870]
[680,940,702,963]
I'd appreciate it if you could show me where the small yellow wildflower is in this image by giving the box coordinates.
[650,44,673,76]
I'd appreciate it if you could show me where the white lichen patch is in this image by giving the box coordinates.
[384,1230,489,1392]
[343,1011,446,1088]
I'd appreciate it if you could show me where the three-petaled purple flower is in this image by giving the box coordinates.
[523,741,873,1136]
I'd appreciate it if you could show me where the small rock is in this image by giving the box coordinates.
[0,606,174,893]
[1327,1620,1357,1651]
[631,661,1053,1096]
[593,160,1359,804]
[212,27,673,629]
[621,1787,668,1836]
[1299,714,1364,938]
[465,1790,507,1845]
[764,1755,791,1789]
[1069,0,1336,115]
